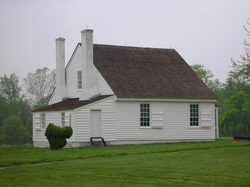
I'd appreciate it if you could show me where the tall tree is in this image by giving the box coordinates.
[190,64,215,85]
[191,63,222,93]
[231,18,250,78]
[0,73,21,103]
[191,63,225,117]
[1,115,31,145]
[23,67,55,105]
[220,92,250,137]
[33,95,50,110]
[0,73,22,118]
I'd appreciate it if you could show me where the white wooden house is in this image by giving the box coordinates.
[32,29,219,148]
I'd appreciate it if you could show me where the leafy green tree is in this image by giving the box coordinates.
[0,73,23,131]
[19,99,32,125]
[1,115,31,145]
[0,96,8,127]
[0,73,21,103]
[231,18,250,78]
[220,92,250,137]
[23,67,55,105]
[222,71,250,99]
[0,73,22,116]
[25,117,33,142]
[191,63,224,112]
[33,95,50,110]
[190,64,215,85]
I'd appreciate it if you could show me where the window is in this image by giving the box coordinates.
[190,104,199,126]
[40,113,45,129]
[77,71,82,89]
[140,104,150,127]
[61,112,65,127]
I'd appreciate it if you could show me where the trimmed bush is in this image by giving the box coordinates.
[45,123,73,150]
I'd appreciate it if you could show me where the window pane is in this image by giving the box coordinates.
[77,71,82,89]
[190,104,199,126]
[140,104,150,127]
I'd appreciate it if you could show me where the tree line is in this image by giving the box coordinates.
[0,67,55,145]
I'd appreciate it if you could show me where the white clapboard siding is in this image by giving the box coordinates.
[94,66,114,95]
[66,45,83,98]
[33,111,75,144]
[34,114,40,131]
[115,101,216,141]
[74,95,116,142]
[49,88,62,105]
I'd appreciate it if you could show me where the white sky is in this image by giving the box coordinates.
[0,0,249,84]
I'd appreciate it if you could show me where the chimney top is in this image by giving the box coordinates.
[81,29,93,34]
[55,37,65,42]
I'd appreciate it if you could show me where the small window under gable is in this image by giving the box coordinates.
[77,71,82,89]
[140,104,150,127]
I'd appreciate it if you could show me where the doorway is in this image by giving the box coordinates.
[91,110,102,137]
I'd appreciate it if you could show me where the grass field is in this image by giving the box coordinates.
[0,138,250,186]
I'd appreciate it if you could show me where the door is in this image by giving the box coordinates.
[91,110,102,137]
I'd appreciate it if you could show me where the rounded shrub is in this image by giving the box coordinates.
[45,123,73,150]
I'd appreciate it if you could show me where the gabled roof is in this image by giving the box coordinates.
[32,95,113,112]
[93,45,217,99]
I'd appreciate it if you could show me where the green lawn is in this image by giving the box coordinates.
[0,138,250,186]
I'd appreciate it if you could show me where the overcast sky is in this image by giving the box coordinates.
[0,0,250,85]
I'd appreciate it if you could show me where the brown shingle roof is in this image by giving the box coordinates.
[93,45,217,99]
[32,95,113,112]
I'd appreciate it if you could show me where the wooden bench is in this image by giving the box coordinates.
[234,136,250,142]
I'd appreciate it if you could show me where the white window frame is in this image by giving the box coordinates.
[140,103,150,127]
[61,112,65,127]
[190,104,199,127]
[77,71,82,90]
[40,113,45,130]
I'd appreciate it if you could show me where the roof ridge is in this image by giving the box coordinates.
[93,43,175,50]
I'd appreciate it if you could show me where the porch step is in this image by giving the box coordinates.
[90,137,107,146]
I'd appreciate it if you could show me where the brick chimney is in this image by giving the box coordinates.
[55,37,68,100]
[80,29,99,100]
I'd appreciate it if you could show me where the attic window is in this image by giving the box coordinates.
[190,104,199,126]
[140,104,150,127]
[77,71,82,89]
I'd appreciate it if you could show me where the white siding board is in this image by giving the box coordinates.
[65,45,113,99]
[33,111,76,146]
[74,96,116,142]
[49,88,62,105]
[35,95,216,147]
[66,46,82,98]
[115,101,216,141]
[94,66,114,95]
